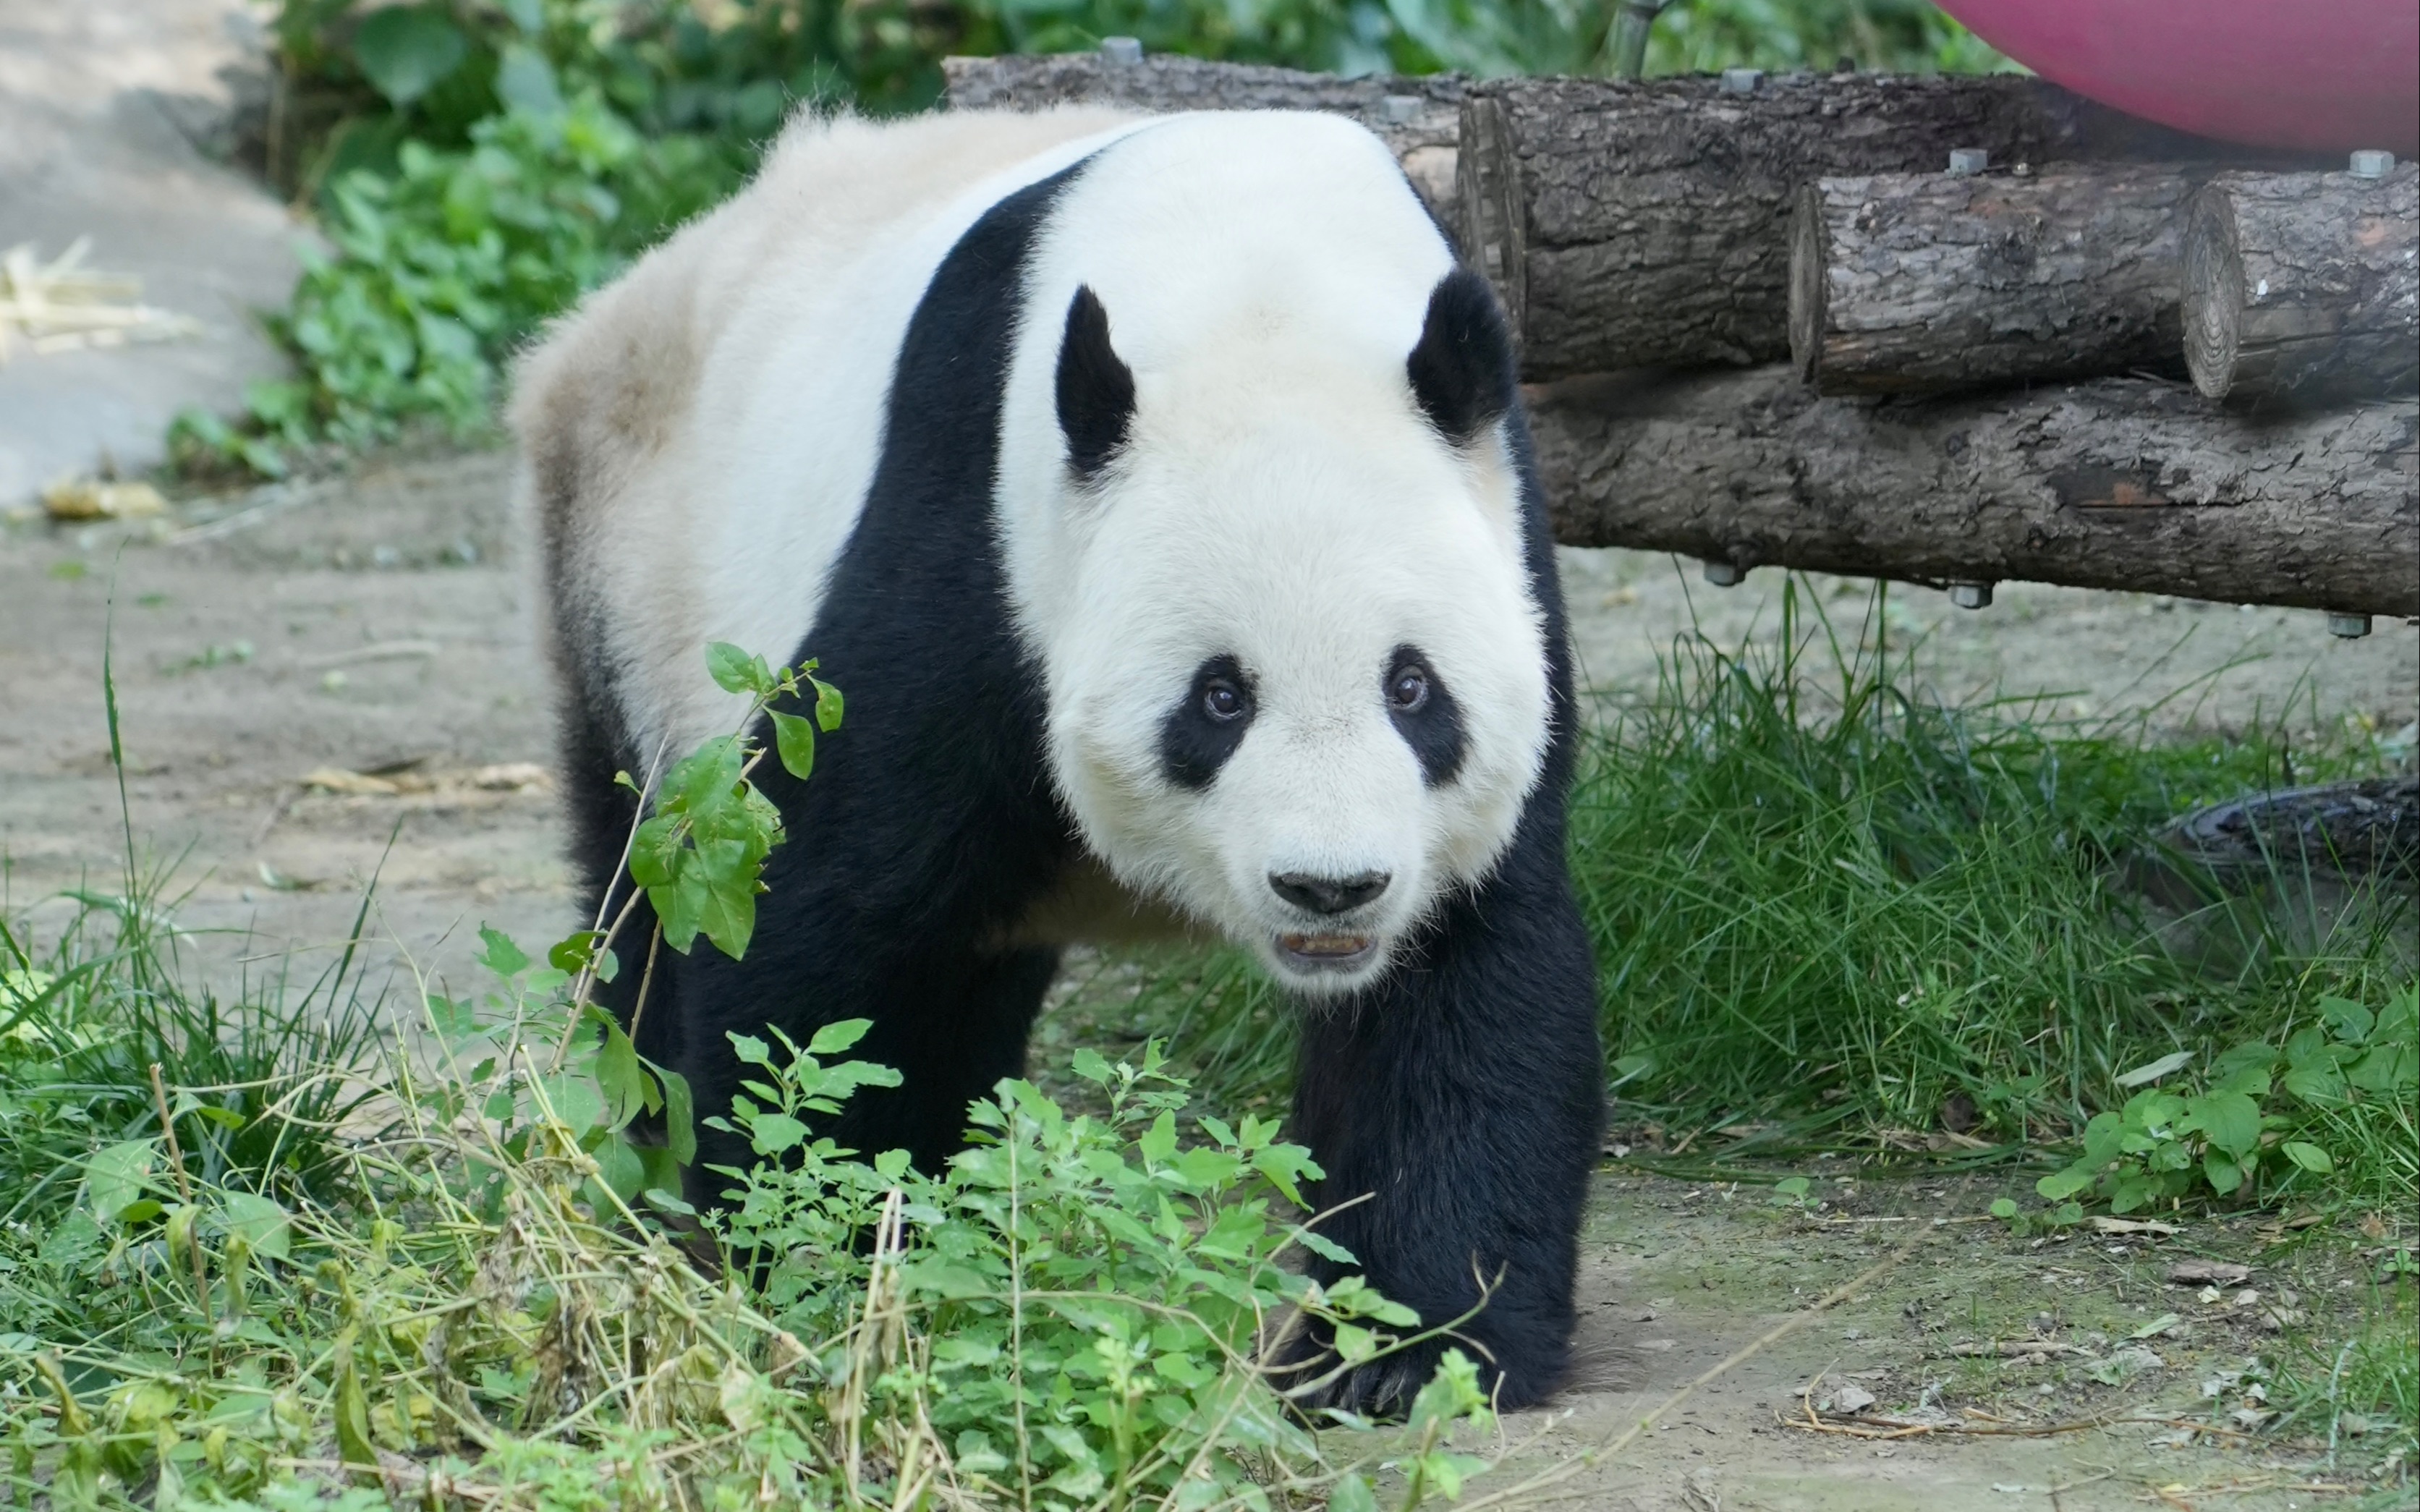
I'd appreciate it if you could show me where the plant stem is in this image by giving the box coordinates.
[150,1062,212,1320]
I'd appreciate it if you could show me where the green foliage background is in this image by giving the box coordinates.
[175,0,2004,471]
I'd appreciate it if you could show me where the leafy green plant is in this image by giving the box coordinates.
[2036,986,2418,1214]
[1,638,1515,1507]
[703,1027,1499,1507]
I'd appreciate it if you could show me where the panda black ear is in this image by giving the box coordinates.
[1406,268,1516,448]
[1056,285,1136,480]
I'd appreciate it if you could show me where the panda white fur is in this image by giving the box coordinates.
[514,105,1602,1412]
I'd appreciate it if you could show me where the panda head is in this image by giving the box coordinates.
[1014,150,1554,996]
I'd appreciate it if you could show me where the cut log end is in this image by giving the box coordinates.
[2183,184,2244,402]
[2179,166,2419,406]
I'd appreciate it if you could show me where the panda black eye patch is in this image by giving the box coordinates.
[1385,644,1466,786]
[1160,655,1255,791]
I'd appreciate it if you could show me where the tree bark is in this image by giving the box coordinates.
[941,54,1466,217]
[1459,74,2312,381]
[1790,167,2192,396]
[1527,365,2420,616]
[2183,165,2420,405]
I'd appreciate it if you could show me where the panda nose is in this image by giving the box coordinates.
[1269,871,1391,915]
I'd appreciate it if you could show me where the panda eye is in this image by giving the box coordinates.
[1386,664,1430,713]
[1202,679,1248,722]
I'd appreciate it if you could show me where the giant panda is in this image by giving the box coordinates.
[512,103,1603,1413]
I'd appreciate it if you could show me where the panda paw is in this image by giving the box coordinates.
[1272,1335,1450,1422]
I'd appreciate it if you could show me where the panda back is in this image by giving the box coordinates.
[514,105,1143,766]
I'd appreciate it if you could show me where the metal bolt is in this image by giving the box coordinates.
[1703,561,1746,587]
[2325,611,2374,638]
[1719,67,1764,95]
[1380,94,1421,126]
[1948,581,1995,610]
[2349,149,2395,179]
[1100,35,1143,65]
[1948,148,1990,175]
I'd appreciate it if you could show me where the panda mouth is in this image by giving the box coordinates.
[1277,932,1377,967]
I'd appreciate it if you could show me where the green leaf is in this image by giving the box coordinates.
[493,43,563,116]
[813,677,844,732]
[1332,1322,1377,1362]
[2114,1049,2193,1088]
[216,1192,292,1262]
[2035,1164,2094,1202]
[2077,1110,2126,1165]
[1608,1051,1655,1089]
[591,1132,647,1201]
[477,925,529,977]
[705,642,770,697]
[748,1113,807,1156]
[2279,1140,2335,1175]
[2316,995,2374,1045]
[1139,1110,1179,1165]
[1989,1197,2018,1219]
[82,1140,156,1224]
[352,4,467,106]
[2183,1089,2261,1160]
[2281,1061,2348,1105]
[1291,1226,1356,1264]
[2348,1041,2416,1094]
[635,1144,686,1203]
[538,1073,604,1134]
[807,1019,873,1057]
[2203,1152,2241,1196]
[729,1033,773,1068]
[332,1330,378,1469]
[657,1066,697,1165]
[769,710,815,781]
[903,1261,994,1300]
[594,1016,647,1129]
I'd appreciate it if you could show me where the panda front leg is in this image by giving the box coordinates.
[1283,812,1602,1415]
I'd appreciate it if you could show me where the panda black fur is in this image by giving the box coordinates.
[514,107,1603,1414]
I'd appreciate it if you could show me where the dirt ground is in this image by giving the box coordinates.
[3,451,2416,1508]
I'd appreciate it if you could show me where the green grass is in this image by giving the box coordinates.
[1573,585,2410,1158]
[0,870,385,1231]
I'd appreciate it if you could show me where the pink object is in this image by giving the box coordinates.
[1936,0,2419,158]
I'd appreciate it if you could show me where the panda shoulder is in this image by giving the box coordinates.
[512,103,1137,566]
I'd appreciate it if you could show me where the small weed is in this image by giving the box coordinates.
[2035,987,2417,1214]
[169,640,255,674]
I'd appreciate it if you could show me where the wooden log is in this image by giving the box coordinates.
[941,53,1466,217]
[1459,74,2311,381]
[1527,365,2420,616]
[2182,164,2420,405]
[1790,166,2192,396]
